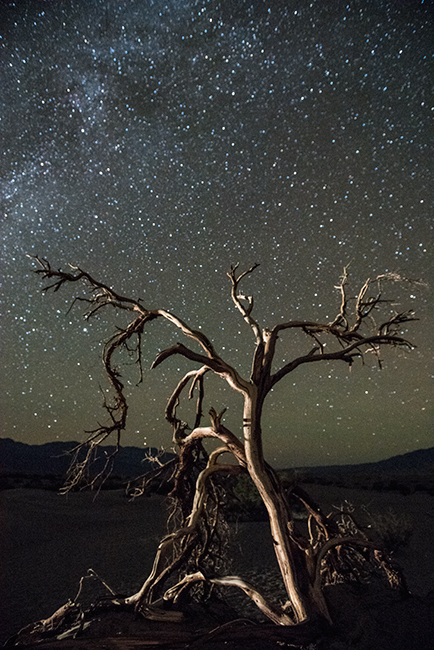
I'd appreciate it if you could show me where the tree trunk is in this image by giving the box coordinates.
[242,387,309,623]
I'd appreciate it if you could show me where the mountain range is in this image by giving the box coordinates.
[300,446,434,476]
[0,438,175,479]
[1,438,433,491]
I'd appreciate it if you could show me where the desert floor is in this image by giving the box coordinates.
[1,484,433,648]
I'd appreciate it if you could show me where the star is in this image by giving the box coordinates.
[1,0,432,466]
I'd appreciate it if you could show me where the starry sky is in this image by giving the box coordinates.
[1,0,432,468]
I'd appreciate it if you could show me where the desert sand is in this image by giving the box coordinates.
[1,484,433,648]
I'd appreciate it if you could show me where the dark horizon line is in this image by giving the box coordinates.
[2,436,433,471]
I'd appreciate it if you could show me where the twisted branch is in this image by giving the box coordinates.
[163,571,295,625]
[227,263,262,344]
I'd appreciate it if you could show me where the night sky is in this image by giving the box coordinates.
[1,0,432,468]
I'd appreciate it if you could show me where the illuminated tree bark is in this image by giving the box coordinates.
[31,257,418,627]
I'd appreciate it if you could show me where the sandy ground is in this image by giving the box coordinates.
[1,485,433,646]
[0,489,170,644]
[303,483,434,596]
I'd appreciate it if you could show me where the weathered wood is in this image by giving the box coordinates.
[8,621,324,650]
[31,258,419,630]
[10,635,193,649]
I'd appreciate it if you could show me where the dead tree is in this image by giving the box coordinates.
[31,257,419,626]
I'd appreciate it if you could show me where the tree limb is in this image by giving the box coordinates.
[270,332,413,388]
[152,343,250,396]
[126,447,241,608]
[181,409,247,467]
[163,571,295,625]
[227,263,263,345]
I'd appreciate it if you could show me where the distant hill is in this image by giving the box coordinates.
[300,446,434,476]
[0,438,175,479]
[286,446,434,494]
[1,438,433,494]
[363,446,434,473]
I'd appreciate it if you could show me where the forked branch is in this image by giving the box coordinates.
[163,571,295,625]
[227,263,263,344]
[126,447,241,608]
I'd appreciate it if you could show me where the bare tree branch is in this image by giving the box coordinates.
[227,263,263,344]
[151,343,225,375]
[180,409,247,467]
[329,265,350,329]
[31,255,145,312]
[269,331,413,388]
[126,447,241,607]
[163,571,295,625]
[164,367,209,439]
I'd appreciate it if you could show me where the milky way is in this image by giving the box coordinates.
[1,1,432,467]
